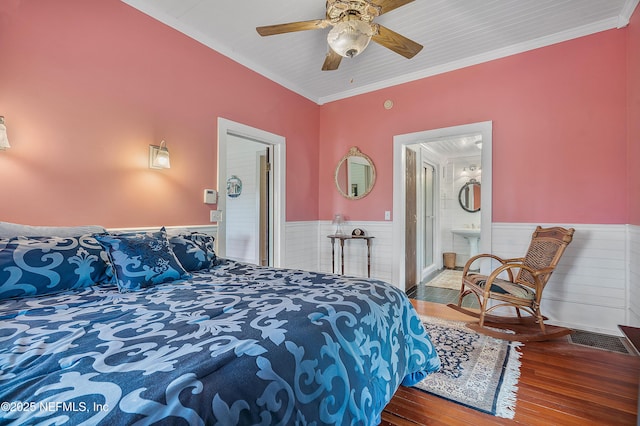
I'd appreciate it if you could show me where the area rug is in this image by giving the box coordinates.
[425,269,463,290]
[412,315,522,419]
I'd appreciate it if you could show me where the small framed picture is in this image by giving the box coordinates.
[226,175,243,198]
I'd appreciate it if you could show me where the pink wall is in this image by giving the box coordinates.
[628,5,640,225]
[0,1,634,228]
[0,0,319,228]
[319,30,628,224]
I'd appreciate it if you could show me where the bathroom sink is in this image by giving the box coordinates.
[451,228,481,238]
[451,229,481,257]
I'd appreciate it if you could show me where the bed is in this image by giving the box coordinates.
[0,224,440,425]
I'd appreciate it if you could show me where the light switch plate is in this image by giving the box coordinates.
[210,210,222,222]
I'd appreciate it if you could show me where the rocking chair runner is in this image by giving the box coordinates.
[448,226,575,342]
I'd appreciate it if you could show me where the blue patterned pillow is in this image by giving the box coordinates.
[169,232,216,271]
[95,229,190,292]
[0,235,113,300]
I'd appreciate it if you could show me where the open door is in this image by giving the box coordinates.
[405,147,417,289]
[224,135,273,265]
[259,147,271,266]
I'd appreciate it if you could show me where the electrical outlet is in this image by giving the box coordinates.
[384,211,391,221]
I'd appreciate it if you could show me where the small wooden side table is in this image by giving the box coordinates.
[327,234,374,278]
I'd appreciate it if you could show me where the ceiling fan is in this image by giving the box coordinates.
[256,0,423,71]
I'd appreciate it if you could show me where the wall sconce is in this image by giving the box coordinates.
[0,116,11,151]
[149,140,170,169]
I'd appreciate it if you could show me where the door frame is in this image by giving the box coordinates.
[392,121,492,292]
[217,118,286,267]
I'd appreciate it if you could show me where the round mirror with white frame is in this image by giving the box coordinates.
[335,147,376,200]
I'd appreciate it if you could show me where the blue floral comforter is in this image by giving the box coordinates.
[0,260,440,425]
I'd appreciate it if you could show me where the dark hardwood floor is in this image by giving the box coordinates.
[382,300,640,425]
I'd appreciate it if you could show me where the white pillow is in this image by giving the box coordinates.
[0,221,106,238]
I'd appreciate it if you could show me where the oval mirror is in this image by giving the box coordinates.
[459,179,481,212]
[335,147,376,200]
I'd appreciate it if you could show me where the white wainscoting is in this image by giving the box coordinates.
[317,221,395,283]
[284,221,634,335]
[492,223,629,335]
[284,221,395,282]
[283,221,320,272]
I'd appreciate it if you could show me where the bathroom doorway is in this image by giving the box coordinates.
[392,121,493,292]
[217,118,286,267]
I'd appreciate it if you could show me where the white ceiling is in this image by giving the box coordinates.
[122,0,638,105]
[422,134,483,160]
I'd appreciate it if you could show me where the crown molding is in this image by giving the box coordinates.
[618,0,640,27]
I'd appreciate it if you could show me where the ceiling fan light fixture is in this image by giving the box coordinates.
[327,20,373,58]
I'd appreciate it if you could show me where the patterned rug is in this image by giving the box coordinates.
[412,316,522,419]
[425,269,463,290]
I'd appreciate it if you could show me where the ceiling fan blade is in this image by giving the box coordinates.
[372,24,423,59]
[256,19,329,36]
[372,0,415,15]
[322,49,342,71]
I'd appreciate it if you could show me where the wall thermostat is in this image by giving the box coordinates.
[203,189,217,204]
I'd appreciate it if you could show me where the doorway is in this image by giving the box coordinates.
[224,135,272,265]
[392,121,493,292]
[217,118,286,267]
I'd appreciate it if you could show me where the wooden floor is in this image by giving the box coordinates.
[382,300,640,425]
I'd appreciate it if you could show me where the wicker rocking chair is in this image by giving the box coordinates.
[448,226,575,342]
